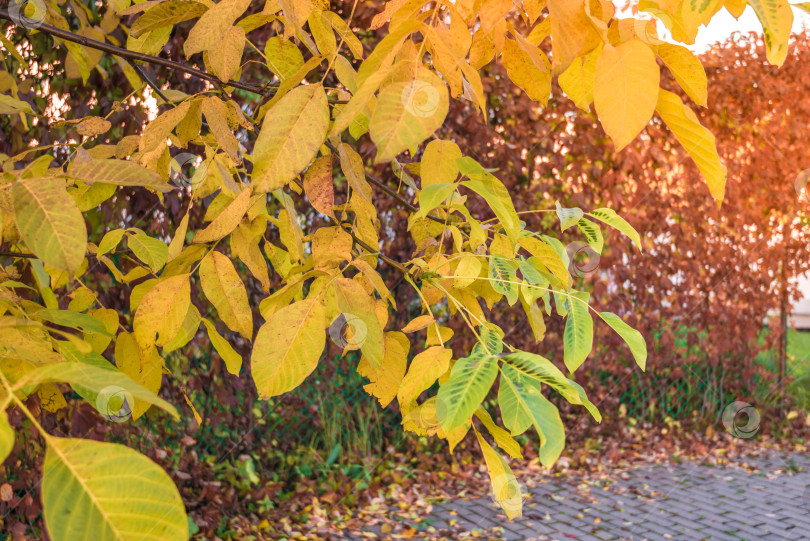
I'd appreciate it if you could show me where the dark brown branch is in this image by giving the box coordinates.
[0,8,275,98]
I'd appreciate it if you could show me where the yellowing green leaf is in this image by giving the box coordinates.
[357,331,409,407]
[184,0,250,57]
[265,36,305,81]
[0,411,13,463]
[587,208,642,251]
[516,237,571,289]
[599,312,647,370]
[251,299,325,398]
[334,278,386,367]
[199,251,253,339]
[421,139,461,186]
[656,89,727,204]
[133,274,191,351]
[192,187,251,243]
[42,437,187,541]
[202,318,243,375]
[593,40,659,150]
[13,178,87,274]
[437,353,498,432]
[67,158,172,191]
[252,84,329,192]
[128,232,169,272]
[131,0,208,38]
[474,428,523,519]
[749,0,793,66]
[0,94,34,115]
[397,346,452,406]
[369,71,449,163]
[562,292,593,373]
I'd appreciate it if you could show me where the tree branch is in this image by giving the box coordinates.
[0,8,275,98]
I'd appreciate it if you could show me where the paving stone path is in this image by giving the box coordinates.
[363,452,810,540]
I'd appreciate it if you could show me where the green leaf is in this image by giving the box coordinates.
[501,351,601,422]
[42,437,188,541]
[15,362,178,418]
[576,218,604,254]
[13,178,87,274]
[67,159,172,191]
[251,299,325,398]
[418,183,456,216]
[488,257,519,306]
[128,232,169,272]
[35,309,110,335]
[598,312,647,371]
[517,236,571,289]
[498,364,565,468]
[562,292,593,373]
[587,208,641,251]
[656,89,727,204]
[369,71,449,163]
[436,353,498,432]
[555,201,583,231]
[253,84,329,192]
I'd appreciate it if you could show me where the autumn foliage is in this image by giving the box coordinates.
[0,0,805,538]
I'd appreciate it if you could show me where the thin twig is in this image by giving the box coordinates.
[0,8,274,97]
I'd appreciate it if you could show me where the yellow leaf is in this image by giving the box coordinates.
[303,155,335,218]
[397,346,452,406]
[75,117,111,137]
[748,0,793,66]
[421,139,461,186]
[474,429,523,520]
[37,383,67,413]
[207,25,245,82]
[548,0,593,70]
[0,411,13,463]
[202,318,243,375]
[657,43,708,107]
[192,187,251,243]
[502,36,551,104]
[200,97,240,162]
[311,226,353,270]
[334,278,386,367]
[558,46,599,111]
[184,0,251,57]
[230,223,271,292]
[42,437,188,541]
[593,40,659,150]
[253,84,328,192]
[115,332,164,420]
[516,237,571,289]
[131,0,208,38]
[357,331,409,407]
[369,70,449,163]
[13,178,87,275]
[401,314,435,333]
[133,274,191,351]
[453,254,482,289]
[67,158,172,191]
[199,251,253,339]
[265,36,305,81]
[656,89,726,204]
[251,299,325,398]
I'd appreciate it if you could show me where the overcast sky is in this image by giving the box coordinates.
[680,6,810,52]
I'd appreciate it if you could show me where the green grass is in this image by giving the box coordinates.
[787,329,810,410]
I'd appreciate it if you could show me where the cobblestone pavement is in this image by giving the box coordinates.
[358,452,810,540]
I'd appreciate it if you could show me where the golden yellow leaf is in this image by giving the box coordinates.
[357,331,409,407]
[334,277,386,367]
[303,155,335,218]
[202,318,243,375]
[656,89,727,204]
[397,346,452,406]
[199,251,253,339]
[192,187,251,243]
[115,332,164,420]
[502,36,551,104]
[657,43,708,107]
[401,314,435,333]
[421,139,461,186]
[133,274,191,351]
[593,40,659,150]
[311,226,353,270]
[251,299,325,398]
